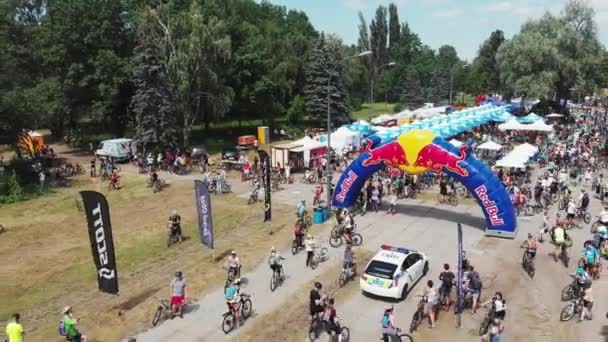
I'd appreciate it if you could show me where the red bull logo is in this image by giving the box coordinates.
[361,140,409,169]
[335,170,358,203]
[413,144,470,177]
[474,185,504,225]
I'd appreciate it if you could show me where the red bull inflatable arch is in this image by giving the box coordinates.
[333,130,517,238]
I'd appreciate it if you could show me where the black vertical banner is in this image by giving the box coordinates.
[455,223,464,314]
[194,180,214,249]
[258,150,272,221]
[80,191,119,294]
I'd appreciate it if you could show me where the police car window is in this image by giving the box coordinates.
[365,260,397,279]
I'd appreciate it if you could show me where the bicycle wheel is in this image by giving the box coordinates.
[329,236,342,248]
[310,256,319,270]
[241,298,253,319]
[331,226,341,238]
[583,212,591,224]
[398,333,414,342]
[409,310,422,333]
[320,247,328,261]
[152,307,163,326]
[222,313,235,334]
[339,271,347,287]
[455,186,466,199]
[270,273,278,292]
[449,196,458,206]
[560,303,575,321]
[351,233,363,246]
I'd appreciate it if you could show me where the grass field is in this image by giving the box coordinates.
[0,165,297,341]
[352,103,397,121]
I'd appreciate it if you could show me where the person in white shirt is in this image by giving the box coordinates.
[567,201,577,225]
[584,169,593,187]
[305,234,316,268]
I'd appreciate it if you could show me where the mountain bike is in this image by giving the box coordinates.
[329,232,362,248]
[222,293,253,334]
[409,296,428,333]
[310,246,329,270]
[339,262,357,287]
[269,259,285,292]
[379,328,413,342]
[151,297,172,327]
[560,297,584,321]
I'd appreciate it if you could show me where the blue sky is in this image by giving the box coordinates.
[262,0,608,61]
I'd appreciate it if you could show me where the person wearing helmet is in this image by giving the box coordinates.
[170,272,187,318]
[61,306,87,342]
[225,278,241,322]
[296,200,307,223]
[168,210,182,243]
[268,247,285,279]
[381,304,398,341]
[520,233,539,262]
[226,251,241,280]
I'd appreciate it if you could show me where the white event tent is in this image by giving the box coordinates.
[477,140,503,151]
[495,143,539,168]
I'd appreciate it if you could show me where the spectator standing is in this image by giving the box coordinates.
[90,158,96,177]
[5,313,24,342]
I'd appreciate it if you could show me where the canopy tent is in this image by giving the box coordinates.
[449,139,463,147]
[518,113,543,123]
[328,126,361,154]
[477,140,503,151]
[346,120,374,136]
[495,156,527,168]
[494,143,538,168]
[546,113,564,118]
[526,120,553,132]
[498,118,552,131]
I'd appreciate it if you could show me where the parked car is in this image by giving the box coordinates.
[221,147,241,161]
[95,138,136,162]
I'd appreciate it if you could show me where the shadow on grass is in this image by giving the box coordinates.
[392,202,487,231]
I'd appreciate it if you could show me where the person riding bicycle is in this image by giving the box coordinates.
[550,223,570,257]
[582,240,600,273]
[268,247,284,279]
[343,243,354,275]
[168,210,183,242]
[438,263,456,305]
[149,171,159,187]
[381,304,399,342]
[170,271,187,318]
[225,279,241,323]
[578,189,590,213]
[296,200,307,223]
[226,251,241,280]
[566,200,577,225]
[294,220,305,248]
[109,169,120,188]
[520,233,539,261]
[574,267,591,292]
[322,298,341,337]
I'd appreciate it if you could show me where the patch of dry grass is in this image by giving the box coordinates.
[0,169,297,341]
[234,249,375,342]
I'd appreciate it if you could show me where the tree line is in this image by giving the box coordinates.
[1,0,607,150]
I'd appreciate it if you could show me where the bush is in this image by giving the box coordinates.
[2,170,24,203]
[393,103,403,113]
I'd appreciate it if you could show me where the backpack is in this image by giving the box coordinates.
[470,272,482,291]
[381,313,390,328]
[58,320,67,336]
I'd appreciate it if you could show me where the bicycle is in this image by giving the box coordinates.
[379,328,414,342]
[478,303,497,336]
[561,276,581,302]
[151,297,173,327]
[291,231,306,255]
[437,192,458,206]
[269,258,285,292]
[328,318,350,342]
[551,240,571,267]
[222,293,253,334]
[338,262,357,287]
[409,295,428,333]
[560,297,585,321]
[331,223,357,238]
[310,245,329,270]
[329,232,363,248]
[521,248,536,278]
[297,214,312,228]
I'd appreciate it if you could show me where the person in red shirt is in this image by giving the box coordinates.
[294,222,304,247]
[323,297,341,337]
[109,170,120,189]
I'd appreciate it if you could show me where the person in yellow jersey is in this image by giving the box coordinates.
[5,313,24,342]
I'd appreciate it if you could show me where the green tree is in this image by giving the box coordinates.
[357,12,369,53]
[131,7,177,150]
[399,67,425,109]
[369,6,388,81]
[388,3,400,55]
[303,33,350,125]
[470,30,505,94]
[286,94,306,124]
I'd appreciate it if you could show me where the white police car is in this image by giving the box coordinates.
[360,245,429,300]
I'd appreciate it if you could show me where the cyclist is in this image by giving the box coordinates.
[551,218,569,260]
[109,169,120,188]
[481,292,507,321]
[381,305,398,342]
[342,209,354,244]
[297,200,307,223]
[438,263,455,307]
[268,247,284,279]
[225,279,241,323]
[578,189,590,213]
[61,306,87,342]
[580,281,593,321]
[582,240,600,274]
[422,280,438,328]
[170,271,186,318]
[226,251,241,280]
[343,243,354,275]
[520,233,538,262]
[566,200,577,226]
[149,171,159,187]
[168,210,183,243]
[322,298,341,337]
[309,282,325,321]
[294,220,305,248]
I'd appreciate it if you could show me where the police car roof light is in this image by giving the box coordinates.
[380,245,411,254]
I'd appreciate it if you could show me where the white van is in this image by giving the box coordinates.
[95,138,137,161]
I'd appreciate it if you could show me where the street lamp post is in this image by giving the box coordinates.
[326,50,372,209]
[370,62,396,104]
